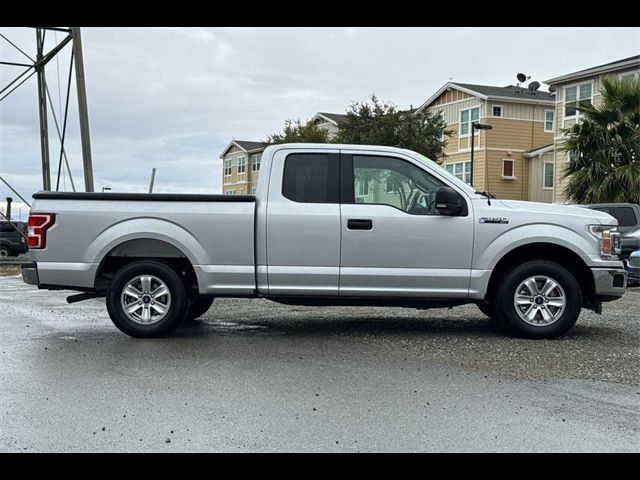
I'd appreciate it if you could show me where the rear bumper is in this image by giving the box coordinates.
[591,267,627,299]
[21,262,39,286]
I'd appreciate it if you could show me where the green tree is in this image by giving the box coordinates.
[265,119,332,144]
[562,76,640,204]
[335,94,451,162]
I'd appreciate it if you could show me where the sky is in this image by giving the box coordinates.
[1,27,639,215]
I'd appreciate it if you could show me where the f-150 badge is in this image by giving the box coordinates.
[479,217,509,224]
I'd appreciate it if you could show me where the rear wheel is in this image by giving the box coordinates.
[494,260,582,339]
[185,295,215,322]
[0,246,13,258]
[106,260,188,338]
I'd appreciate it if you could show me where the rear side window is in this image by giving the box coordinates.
[282,153,339,203]
[609,207,637,227]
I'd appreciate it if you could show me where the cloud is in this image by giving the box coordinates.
[1,27,638,206]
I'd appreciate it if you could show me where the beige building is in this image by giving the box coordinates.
[544,55,640,204]
[417,82,555,201]
[220,140,265,195]
[310,112,347,138]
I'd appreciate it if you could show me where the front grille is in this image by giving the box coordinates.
[612,274,625,288]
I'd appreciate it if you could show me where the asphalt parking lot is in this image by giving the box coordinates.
[0,273,638,452]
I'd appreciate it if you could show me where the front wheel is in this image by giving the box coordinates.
[494,260,582,339]
[185,295,215,322]
[106,260,188,338]
[0,246,13,258]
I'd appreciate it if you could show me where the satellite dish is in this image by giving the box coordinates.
[528,81,541,91]
[517,73,527,83]
[548,85,557,93]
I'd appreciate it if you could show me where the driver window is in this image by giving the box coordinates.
[353,155,444,215]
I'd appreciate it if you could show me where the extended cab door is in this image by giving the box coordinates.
[265,148,341,295]
[339,152,474,298]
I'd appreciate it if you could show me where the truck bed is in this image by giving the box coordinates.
[29,192,257,295]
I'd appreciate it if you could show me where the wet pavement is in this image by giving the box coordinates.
[1,275,638,452]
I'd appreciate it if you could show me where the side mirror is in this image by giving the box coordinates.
[435,186,463,216]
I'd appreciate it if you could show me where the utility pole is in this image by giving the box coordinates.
[35,29,51,190]
[148,168,156,193]
[70,27,94,192]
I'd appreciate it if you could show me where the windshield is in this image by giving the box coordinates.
[413,153,478,197]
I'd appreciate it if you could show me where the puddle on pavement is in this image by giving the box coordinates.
[201,320,269,332]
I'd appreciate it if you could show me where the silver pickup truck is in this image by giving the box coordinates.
[22,144,627,339]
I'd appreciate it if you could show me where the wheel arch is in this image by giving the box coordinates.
[94,238,199,295]
[485,242,595,305]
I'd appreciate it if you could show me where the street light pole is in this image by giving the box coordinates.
[470,122,493,188]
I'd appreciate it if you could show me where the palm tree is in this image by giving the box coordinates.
[562,76,640,204]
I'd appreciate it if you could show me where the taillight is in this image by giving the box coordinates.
[28,213,56,249]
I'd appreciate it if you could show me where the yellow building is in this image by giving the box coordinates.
[418,82,556,201]
[220,140,265,195]
[544,55,640,204]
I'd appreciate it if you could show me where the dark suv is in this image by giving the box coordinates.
[0,221,28,257]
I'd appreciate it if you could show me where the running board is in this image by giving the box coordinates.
[66,292,103,304]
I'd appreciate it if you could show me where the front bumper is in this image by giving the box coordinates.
[591,267,626,298]
[21,262,39,286]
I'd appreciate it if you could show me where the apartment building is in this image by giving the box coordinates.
[417,82,555,201]
[220,140,265,195]
[544,55,640,204]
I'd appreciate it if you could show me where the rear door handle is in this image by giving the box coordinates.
[347,219,373,230]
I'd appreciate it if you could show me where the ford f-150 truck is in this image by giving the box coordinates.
[22,144,627,339]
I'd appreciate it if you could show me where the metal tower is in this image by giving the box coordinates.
[1,27,94,192]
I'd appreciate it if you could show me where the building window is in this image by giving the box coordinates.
[568,150,579,163]
[385,177,394,193]
[251,153,261,172]
[492,105,503,117]
[251,187,257,195]
[356,179,370,199]
[619,71,639,82]
[460,107,480,137]
[224,159,232,176]
[224,190,235,195]
[564,82,592,118]
[543,162,554,189]
[444,161,472,185]
[544,110,554,132]
[237,156,246,174]
[502,159,515,179]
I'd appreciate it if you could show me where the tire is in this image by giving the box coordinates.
[494,260,582,339]
[0,246,13,258]
[106,260,189,338]
[476,301,497,320]
[185,295,215,322]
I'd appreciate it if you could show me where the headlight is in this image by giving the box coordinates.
[588,225,621,259]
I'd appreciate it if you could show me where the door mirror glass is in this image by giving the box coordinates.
[435,186,463,216]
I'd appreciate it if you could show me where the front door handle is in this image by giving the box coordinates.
[347,219,373,230]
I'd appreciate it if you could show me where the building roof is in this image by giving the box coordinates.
[545,55,640,85]
[524,143,554,157]
[453,83,555,102]
[219,139,266,159]
[417,81,555,112]
[313,112,348,125]
[233,140,265,152]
